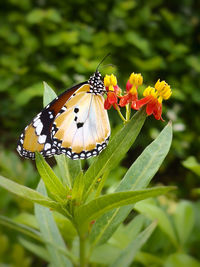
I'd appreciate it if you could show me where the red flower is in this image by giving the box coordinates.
[137,95,163,120]
[119,93,138,109]
[119,73,143,110]
[137,81,172,120]
[104,74,120,110]
[104,91,118,110]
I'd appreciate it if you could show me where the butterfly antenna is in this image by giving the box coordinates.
[96,53,111,71]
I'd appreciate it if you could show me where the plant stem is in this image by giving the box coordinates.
[114,104,126,123]
[126,103,131,121]
[79,235,86,267]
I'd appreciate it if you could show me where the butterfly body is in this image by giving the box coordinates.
[17,71,110,160]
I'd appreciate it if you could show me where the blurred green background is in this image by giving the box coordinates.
[0,0,200,265]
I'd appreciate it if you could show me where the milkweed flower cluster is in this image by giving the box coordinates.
[104,73,172,121]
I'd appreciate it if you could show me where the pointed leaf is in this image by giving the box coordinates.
[55,154,82,187]
[135,201,178,247]
[75,186,175,232]
[110,215,145,248]
[134,251,164,265]
[174,201,195,246]
[43,81,57,107]
[65,157,82,185]
[0,175,60,210]
[19,237,50,262]
[90,123,173,245]
[90,243,121,265]
[71,171,84,204]
[0,215,41,241]
[109,221,157,267]
[83,108,146,201]
[14,212,38,229]
[182,156,200,177]
[35,152,69,201]
[35,181,73,267]
[164,253,200,267]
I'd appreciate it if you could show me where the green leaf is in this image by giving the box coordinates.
[118,123,173,191]
[55,154,82,188]
[135,200,178,247]
[131,56,165,71]
[182,156,200,177]
[35,181,73,267]
[65,157,82,186]
[14,212,38,230]
[90,123,172,246]
[55,155,71,187]
[71,171,84,204]
[135,252,164,266]
[53,212,77,244]
[164,253,200,267]
[186,55,200,73]
[83,108,146,201]
[43,81,57,107]
[125,31,151,56]
[90,243,121,265]
[35,152,69,202]
[0,175,60,210]
[75,186,175,232]
[19,237,50,262]
[1,214,76,261]
[109,221,157,267]
[15,83,44,106]
[110,215,145,249]
[174,201,195,246]
[0,215,41,242]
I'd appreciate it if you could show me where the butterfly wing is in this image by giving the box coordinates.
[52,85,110,159]
[17,82,86,159]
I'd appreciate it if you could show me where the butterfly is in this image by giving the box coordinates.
[17,71,111,160]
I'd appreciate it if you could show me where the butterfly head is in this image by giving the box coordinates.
[88,71,106,95]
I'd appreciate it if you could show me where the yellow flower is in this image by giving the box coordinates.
[129,73,143,87]
[137,80,172,120]
[104,74,117,88]
[143,80,172,103]
[127,73,143,95]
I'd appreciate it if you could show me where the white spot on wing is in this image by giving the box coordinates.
[33,119,40,127]
[36,122,43,135]
[44,143,51,151]
[38,135,47,144]
[67,151,71,156]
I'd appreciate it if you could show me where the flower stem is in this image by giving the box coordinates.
[114,104,126,123]
[79,235,86,267]
[126,103,131,122]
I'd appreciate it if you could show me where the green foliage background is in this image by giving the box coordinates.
[0,0,200,265]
